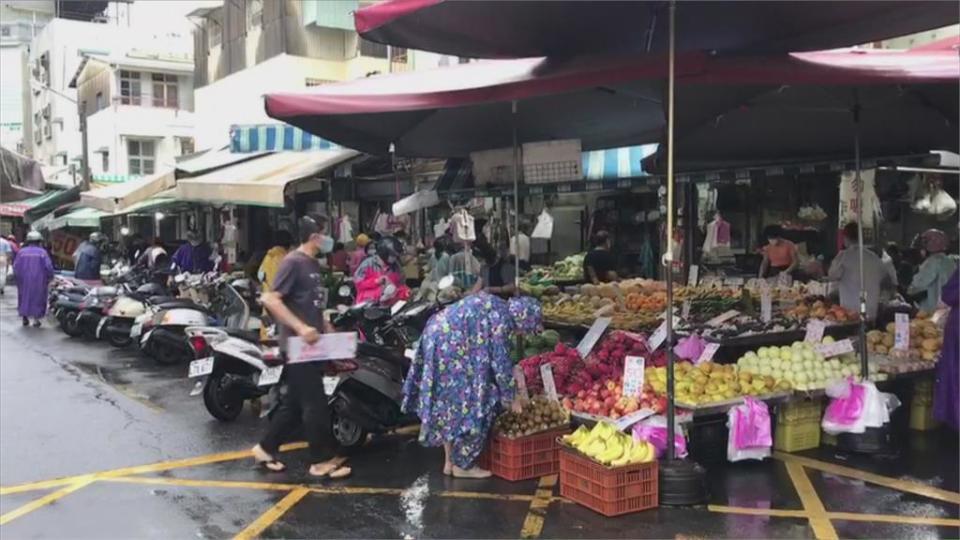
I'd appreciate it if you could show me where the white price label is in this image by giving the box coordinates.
[696,342,721,364]
[322,376,339,395]
[687,265,699,287]
[576,317,612,358]
[648,321,668,351]
[614,408,655,432]
[622,356,645,397]
[894,313,910,351]
[760,289,772,323]
[540,364,558,402]
[706,310,740,327]
[804,319,826,343]
[724,277,745,287]
[258,366,283,386]
[513,365,530,401]
[777,272,793,287]
[814,339,855,357]
[682,300,691,320]
[287,332,358,363]
[188,357,214,378]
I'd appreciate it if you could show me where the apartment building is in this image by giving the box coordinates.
[0,1,55,152]
[190,0,407,150]
[71,50,195,179]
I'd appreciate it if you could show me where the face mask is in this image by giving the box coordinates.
[319,235,334,254]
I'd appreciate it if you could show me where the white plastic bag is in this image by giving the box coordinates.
[531,209,554,239]
[727,398,772,462]
[929,189,957,218]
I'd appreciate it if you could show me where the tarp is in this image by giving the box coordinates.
[24,186,81,223]
[46,207,107,230]
[176,150,360,207]
[265,46,958,159]
[112,188,179,215]
[356,0,958,59]
[0,190,62,217]
[0,147,46,203]
[231,124,340,153]
[175,147,269,176]
[79,170,176,213]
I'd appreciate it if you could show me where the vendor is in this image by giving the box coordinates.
[474,247,517,297]
[826,222,893,320]
[758,225,798,279]
[907,229,957,312]
[583,230,617,283]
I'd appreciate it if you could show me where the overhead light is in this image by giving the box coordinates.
[155,212,165,221]
[120,226,130,236]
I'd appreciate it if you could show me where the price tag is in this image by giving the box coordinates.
[540,364,558,402]
[648,321,668,351]
[513,365,530,401]
[760,289,772,323]
[777,272,793,287]
[814,338,855,357]
[804,319,826,343]
[576,317,612,358]
[614,408,655,431]
[807,281,823,296]
[258,366,283,386]
[687,264,699,287]
[622,356,645,397]
[682,300,691,320]
[706,310,740,327]
[696,342,720,364]
[724,277,745,288]
[188,357,214,378]
[894,313,910,351]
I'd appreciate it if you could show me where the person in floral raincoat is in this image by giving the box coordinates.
[402,293,541,478]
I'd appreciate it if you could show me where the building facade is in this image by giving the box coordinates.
[0,1,55,152]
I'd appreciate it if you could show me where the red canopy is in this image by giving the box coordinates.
[356,0,959,59]
[265,47,958,158]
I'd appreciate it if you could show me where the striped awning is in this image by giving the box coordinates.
[0,190,65,217]
[230,124,340,153]
[582,144,658,180]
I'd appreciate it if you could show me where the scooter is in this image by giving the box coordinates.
[97,280,173,348]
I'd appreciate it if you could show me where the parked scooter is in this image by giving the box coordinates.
[97,280,173,348]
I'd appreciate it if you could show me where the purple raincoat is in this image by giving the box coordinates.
[172,242,213,274]
[933,269,958,430]
[13,245,54,318]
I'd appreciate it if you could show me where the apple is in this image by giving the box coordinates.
[822,336,836,345]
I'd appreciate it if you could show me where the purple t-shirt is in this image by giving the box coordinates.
[271,250,327,349]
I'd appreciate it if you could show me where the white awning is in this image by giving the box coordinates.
[175,150,360,207]
[79,170,176,213]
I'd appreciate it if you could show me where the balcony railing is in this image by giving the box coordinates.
[112,94,181,109]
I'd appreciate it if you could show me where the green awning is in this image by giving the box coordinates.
[0,190,64,217]
[47,207,107,230]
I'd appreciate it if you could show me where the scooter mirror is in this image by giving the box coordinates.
[438,275,455,291]
[338,285,351,297]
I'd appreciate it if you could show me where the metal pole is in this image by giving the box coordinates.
[854,102,868,381]
[79,105,90,191]
[512,100,520,296]
[665,0,677,462]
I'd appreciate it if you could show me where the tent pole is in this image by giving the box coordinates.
[512,100,521,297]
[854,100,868,381]
[664,0,677,462]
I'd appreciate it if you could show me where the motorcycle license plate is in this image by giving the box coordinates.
[95,317,108,339]
[188,357,215,378]
[258,366,283,387]
[130,323,143,338]
[323,376,339,395]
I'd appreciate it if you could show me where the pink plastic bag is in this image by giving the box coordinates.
[632,415,688,459]
[823,380,866,429]
[727,397,772,462]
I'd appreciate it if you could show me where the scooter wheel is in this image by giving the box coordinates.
[152,341,188,366]
[62,313,84,338]
[331,402,368,451]
[203,371,244,422]
[107,331,133,348]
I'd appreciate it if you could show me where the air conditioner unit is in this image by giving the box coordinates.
[43,124,51,139]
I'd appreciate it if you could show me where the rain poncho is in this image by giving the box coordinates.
[73,241,101,280]
[403,293,541,468]
[172,242,213,274]
[257,246,288,292]
[13,245,53,318]
[934,270,959,430]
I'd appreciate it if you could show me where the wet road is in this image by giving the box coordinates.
[1,289,958,539]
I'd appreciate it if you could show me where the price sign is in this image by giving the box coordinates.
[540,364,558,402]
[696,342,721,364]
[706,310,740,327]
[760,289,772,323]
[687,264,699,287]
[804,319,826,343]
[576,317,612,358]
[724,277,745,288]
[648,321,668,351]
[288,332,358,363]
[807,281,823,296]
[682,300,691,320]
[622,356,645,397]
[513,365,530,401]
[258,366,283,386]
[777,272,793,287]
[614,408,655,432]
[894,313,910,351]
[814,338,855,357]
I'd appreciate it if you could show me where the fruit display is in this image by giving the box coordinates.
[784,298,858,324]
[686,314,800,340]
[525,253,585,283]
[518,343,582,395]
[494,396,570,438]
[562,422,656,466]
[866,311,942,361]
[736,337,886,391]
[625,291,667,312]
[671,361,789,407]
[561,378,666,418]
[519,281,561,299]
[510,329,562,362]
[542,294,659,331]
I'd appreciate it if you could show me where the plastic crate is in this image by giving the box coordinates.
[774,418,822,452]
[484,426,570,481]
[558,446,658,517]
[777,399,823,424]
[913,378,934,406]
[686,416,728,465]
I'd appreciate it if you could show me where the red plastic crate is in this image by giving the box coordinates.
[558,446,658,517]
[481,426,570,481]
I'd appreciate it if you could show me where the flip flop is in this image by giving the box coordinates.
[308,457,349,478]
[328,466,352,479]
[255,459,286,472]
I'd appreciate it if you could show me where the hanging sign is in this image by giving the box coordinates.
[576,317,612,358]
[513,365,530,401]
[622,356,646,397]
[696,342,721,364]
[814,339,855,357]
[804,320,826,343]
[687,265,699,287]
[894,313,910,351]
[648,321,668,351]
[540,364,558,402]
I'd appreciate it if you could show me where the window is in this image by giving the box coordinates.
[120,70,141,105]
[389,47,408,64]
[359,38,388,58]
[127,139,155,176]
[176,137,195,156]
[151,73,178,108]
[101,152,109,172]
[208,19,222,47]
[458,56,472,64]
[95,91,104,110]
[246,0,262,28]
[305,78,334,87]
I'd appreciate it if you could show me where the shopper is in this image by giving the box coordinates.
[758,225,798,279]
[0,235,12,295]
[73,232,103,280]
[583,230,618,283]
[907,229,958,312]
[475,247,517,297]
[934,269,958,431]
[826,223,893,320]
[328,242,349,273]
[354,238,408,304]
[251,214,350,478]
[403,293,540,478]
[172,231,214,274]
[258,231,292,292]
[13,231,54,327]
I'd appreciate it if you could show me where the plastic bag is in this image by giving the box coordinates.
[632,415,687,459]
[674,334,705,361]
[727,397,772,462]
[929,189,957,218]
[531,209,554,239]
[822,378,866,434]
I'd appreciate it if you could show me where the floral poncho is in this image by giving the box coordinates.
[402,293,541,468]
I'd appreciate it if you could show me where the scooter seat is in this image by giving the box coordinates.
[357,341,410,370]
[147,295,176,304]
[224,327,261,343]
[156,300,210,312]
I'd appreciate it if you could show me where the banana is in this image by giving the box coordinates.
[584,439,607,459]
[563,426,589,447]
[597,440,625,464]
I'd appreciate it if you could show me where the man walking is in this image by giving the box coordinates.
[73,232,103,280]
[251,214,350,479]
[13,231,54,327]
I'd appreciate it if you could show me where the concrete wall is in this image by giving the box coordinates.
[86,105,195,176]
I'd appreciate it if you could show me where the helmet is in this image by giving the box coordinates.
[920,229,948,253]
[26,230,42,242]
[355,233,371,247]
[89,232,103,243]
[375,238,399,261]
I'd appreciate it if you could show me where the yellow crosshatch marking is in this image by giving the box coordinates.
[0,444,958,538]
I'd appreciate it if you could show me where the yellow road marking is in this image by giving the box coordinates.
[707,505,809,518]
[785,462,838,540]
[233,487,310,540]
[0,442,308,495]
[520,474,557,539]
[104,476,300,492]
[441,490,536,503]
[0,477,95,526]
[775,452,960,505]
[826,512,960,528]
